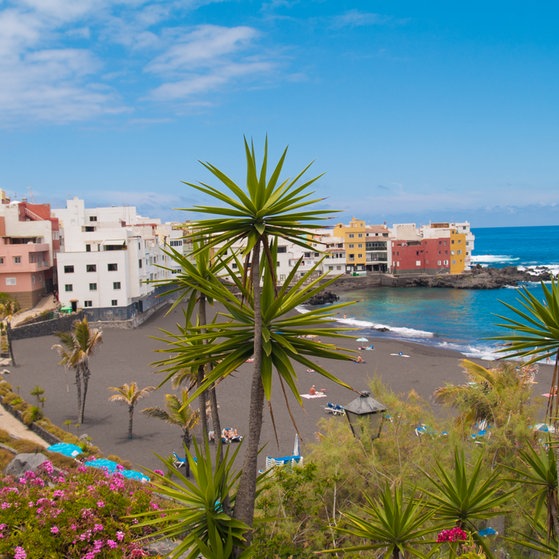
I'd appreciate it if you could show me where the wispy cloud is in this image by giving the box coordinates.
[0,1,277,126]
[329,10,390,30]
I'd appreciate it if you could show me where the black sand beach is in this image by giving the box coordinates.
[8,304,554,472]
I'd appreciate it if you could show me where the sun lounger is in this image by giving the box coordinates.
[265,454,303,470]
[324,402,345,416]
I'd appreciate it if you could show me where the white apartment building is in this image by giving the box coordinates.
[53,198,175,321]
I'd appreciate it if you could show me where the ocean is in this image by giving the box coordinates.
[330,225,559,360]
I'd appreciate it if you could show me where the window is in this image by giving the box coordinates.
[170,240,182,247]
[277,246,287,253]
[86,244,91,252]
[13,256,21,264]
[107,263,118,271]
[64,265,74,273]
[111,299,118,306]
[0,257,4,264]
[89,283,97,291]
[113,282,121,290]
[138,259,142,268]
[89,216,97,222]
[86,264,97,272]
[5,277,16,286]
[84,226,95,232]
[65,284,73,292]
[84,300,93,307]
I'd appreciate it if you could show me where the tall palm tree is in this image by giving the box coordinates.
[492,278,559,544]
[52,317,103,424]
[161,137,353,540]
[154,242,226,446]
[143,388,200,477]
[108,382,155,439]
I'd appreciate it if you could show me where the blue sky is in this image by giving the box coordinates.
[1,1,558,228]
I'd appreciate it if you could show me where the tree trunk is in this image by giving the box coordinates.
[198,296,209,442]
[75,368,83,424]
[233,241,263,550]
[128,405,134,439]
[182,430,192,478]
[79,364,90,425]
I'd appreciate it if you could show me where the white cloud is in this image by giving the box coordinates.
[149,60,273,100]
[0,1,279,125]
[147,25,260,73]
[329,10,388,30]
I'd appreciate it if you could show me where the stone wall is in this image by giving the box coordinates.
[9,311,86,340]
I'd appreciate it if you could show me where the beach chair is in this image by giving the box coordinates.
[324,402,345,416]
[172,451,197,469]
[265,454,304,471]
[172,451,186,469]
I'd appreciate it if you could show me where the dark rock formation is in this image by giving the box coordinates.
[307,290,340,305]
[326,265,556,292]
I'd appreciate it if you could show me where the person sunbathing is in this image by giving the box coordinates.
[309,385,317,395]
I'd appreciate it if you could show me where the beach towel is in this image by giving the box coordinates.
[301,392,327,399]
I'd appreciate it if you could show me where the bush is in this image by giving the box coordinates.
[0,460,168,558]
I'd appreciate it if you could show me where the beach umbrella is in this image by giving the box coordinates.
[534,423,555,433]
[47,442,83,458]
[356,337,368,342]
[85,458,119,473]
[121,469,150,482]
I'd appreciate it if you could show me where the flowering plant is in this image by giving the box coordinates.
[0,460,166,558]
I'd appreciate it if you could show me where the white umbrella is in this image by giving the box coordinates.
[293,433,300,456]
[356,337,368,342]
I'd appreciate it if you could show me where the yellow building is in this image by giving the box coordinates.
[333,217,367,272]
[449,230,467,274]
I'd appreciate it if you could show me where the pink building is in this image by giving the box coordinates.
[0,192,59,309]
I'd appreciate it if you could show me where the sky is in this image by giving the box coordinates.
[1,0,558,228]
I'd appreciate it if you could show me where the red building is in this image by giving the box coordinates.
[391,238,450,275]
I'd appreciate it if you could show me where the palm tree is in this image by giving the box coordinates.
[434,359,534,429]
[133,439,250,559]
[323,483,437,558]
[108,382,155,439]
[160,137,353,539]
[52,317,103,424]
[154,242,226,445]
[0,293,20,366]
[143,388,200,477]
[492,279,559,545]
[422,447,514,556]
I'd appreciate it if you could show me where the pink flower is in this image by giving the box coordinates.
[96,500,105,508]
[116,530,125,541]
[106,539,117,549]
[437,527,468,543]
[153,469,164,476]
[93,523,104,532]
[50,526,60,534]
[14,546,27,559]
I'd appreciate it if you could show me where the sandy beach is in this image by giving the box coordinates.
[7,303,554,472]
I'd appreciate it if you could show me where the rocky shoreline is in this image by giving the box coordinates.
[324,265,556,294]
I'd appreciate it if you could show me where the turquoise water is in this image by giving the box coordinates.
[329,225,559,360]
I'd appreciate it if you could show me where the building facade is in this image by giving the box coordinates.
[53,198,174,321]
[0,192,59,308]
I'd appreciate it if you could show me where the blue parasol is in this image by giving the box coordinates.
[121,469,150,482]
[84,458,119,473]
[48,442,83,458]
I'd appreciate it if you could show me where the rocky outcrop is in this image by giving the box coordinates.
[307,291,339,305]
[328,266,556,292]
